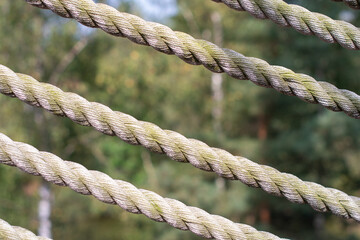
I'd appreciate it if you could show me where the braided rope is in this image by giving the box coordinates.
[0,219,50,240]
[0,133,285,240]
[211,0,360,48]
[24,0,360,119]
[1,65,360,222]
[332,0,360,9]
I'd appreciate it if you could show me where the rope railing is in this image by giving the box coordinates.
[0,133,286,240]
[211,0,360,49]
[1,64,359,222]
[24,0,360,119]
[0,218,50,240]
[332,0,360,9]
[1,1,358,238]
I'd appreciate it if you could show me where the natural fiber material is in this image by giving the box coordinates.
[0,219,50,240]
[332,0,360,9]
[211,0,360,47]
[25,0,360,119]
[0,133,285,240]
[1,65,360,222]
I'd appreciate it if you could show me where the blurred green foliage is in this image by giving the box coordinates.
[0,0,359,239]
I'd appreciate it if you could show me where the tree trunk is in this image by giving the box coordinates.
[38,183,52,238]
[211,12,226,191]
[211,12,224,138]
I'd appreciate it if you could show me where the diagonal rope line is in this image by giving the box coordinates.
[0,133,286,240]
[211,0,360,48]
[1,65,360,222]
[0,218,50,240]
[332,0,360,9]
[24,0,360,119]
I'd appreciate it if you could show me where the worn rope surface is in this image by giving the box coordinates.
[332,0,360,9]
[0,219,50,240]
[0,133,285,240]
[25,0,360,119]
[1,65,360,222]
[211,0,360,47]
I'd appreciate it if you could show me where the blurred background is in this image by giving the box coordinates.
[0,0,360,239]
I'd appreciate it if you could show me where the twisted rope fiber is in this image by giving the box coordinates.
[25,0,360,119]
[211,0,360,48]
[1,65,360,222]
[0,218,50,240]
[332,0,360,9]
[0,133,285,240]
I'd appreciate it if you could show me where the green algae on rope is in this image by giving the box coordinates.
[1,64,360,222]
[211,0,360,49]
[0,133,286,240]
[24,0,360,119]
[0,218,50,240]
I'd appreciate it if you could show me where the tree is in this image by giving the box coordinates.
[0,1,359,239]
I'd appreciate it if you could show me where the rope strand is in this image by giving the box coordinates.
[0,133,285,240]
[0,218,50,240]
[24,0,360,119]
[211,0,360,48]
[1,64,359,222]
[332,0,360,9]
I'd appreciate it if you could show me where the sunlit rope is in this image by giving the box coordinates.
[1,64,360,222]
[0,218,50,240]
[25,0,360,119]
[0,133,285,240]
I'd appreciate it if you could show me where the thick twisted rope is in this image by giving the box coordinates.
[211,0,360,48]
[0,219,50,240]
[0,133,284,240]
[332,0,360,9]
[1,65,360,222]
[25,0,360,119]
